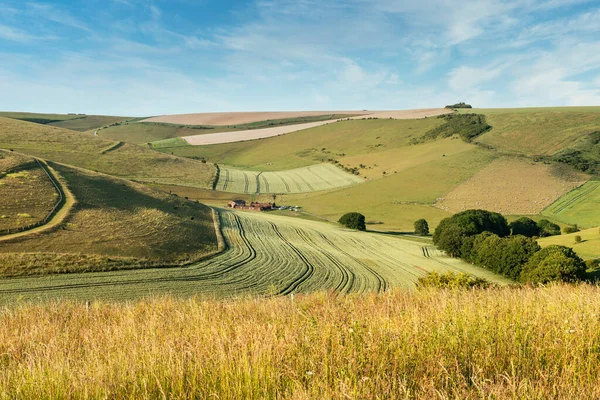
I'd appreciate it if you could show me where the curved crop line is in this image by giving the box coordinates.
[243,172,250,194]
[292,227,354,294]
[290,172,315,191]
[544,182,599,215]
[267,223,315,295]
[260,174,270,193]
[274,173,291,193]
[316,232,387,292]
[222,168,230,191]
[306,166,335,189]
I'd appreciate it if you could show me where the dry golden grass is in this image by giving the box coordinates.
[0,152,58,231]
[0,163,218,276]
[1,285,600,398]
[435,158,588,215]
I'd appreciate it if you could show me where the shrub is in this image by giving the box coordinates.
[510,217,540,237]
[338,212,366,231]
[575,235,582,243]
[433,209,509,257]
[412,114,490,144]
[417,271,490,289]
[414,219,429,235]
[563,224,580,234]
[474,234,540,280]
[520,245,586,284]
[537,219,561,237]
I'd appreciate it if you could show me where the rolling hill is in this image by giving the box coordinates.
[0,162,219,276]
[0,117,216,188]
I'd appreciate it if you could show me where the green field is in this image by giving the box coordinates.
[154,118,444,171]
[0,117,216,188]
[0,209,508,302]
[0,152,59,232]
[0,112,132,132]
[542,181,600,227]
[216,163,363,194]
[278,147,496,231]
[538,227,600,260]
[97,114,358,145]
[467,107,600,156]
[0,163,218,276]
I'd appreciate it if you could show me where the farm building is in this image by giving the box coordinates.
[227,200,276,211]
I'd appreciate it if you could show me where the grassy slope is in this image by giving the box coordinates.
[466,107,600,156]
[157,118,444,171]
[0,209,508,300]
[279,147,496,231]
[0,112,82,121]
[0,117,216,188]
[542,181,600,227]
[1,286,600,398]
[0,152,58,231]
[0,163,218,276]
[99,114,359,145]
[538,227,600,260]
[49,115,131,132]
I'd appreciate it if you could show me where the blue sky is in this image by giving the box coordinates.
[0,0,599,116]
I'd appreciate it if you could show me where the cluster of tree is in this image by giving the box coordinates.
[338,212,366,231]
[433,210,586,283]
[410,114,491,144]
[445,102,473,109]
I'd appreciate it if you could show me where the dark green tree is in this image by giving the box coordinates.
[510,217,540,237]
[414,219,429,235]
[338,212,366,231]
[537,219,561,237]
[433,209,509,257]
[520,245,586,283]
[474,234,540,280]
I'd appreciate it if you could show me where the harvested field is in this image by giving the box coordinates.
[542,181,600,228]
[0,210,508,302]
[434,158,588,215]
[182,120,343,145]
[142,111,366,125]
[215,164,363,194]
[0,152,59,232]
[348,108,452,120]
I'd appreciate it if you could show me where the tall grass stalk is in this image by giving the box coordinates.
[1,285,600,398]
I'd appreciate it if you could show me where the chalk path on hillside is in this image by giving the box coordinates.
[0,210,509,303]
[182,108,453,145]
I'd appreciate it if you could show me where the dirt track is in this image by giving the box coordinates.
[181,108,452,145]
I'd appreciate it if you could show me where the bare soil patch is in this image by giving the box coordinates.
[434,158,588,215]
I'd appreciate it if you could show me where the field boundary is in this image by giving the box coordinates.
[0,159,76,242]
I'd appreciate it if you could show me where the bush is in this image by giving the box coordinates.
[417,271,490,289]
[520,245,586,284]
[433,209,509,257]
[338,212,366,231]
[474,234,540,280]
[510,217,539,237]
[537,219,561,237]
[412,114,490,144]
[563,224,580,234]
[575,235,582,243]
[414,219,429,235]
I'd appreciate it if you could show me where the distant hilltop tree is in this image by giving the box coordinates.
[338,212,366,231]
[445,102,472,109]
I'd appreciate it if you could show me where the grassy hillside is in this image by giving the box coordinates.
[0,163,219,276]
[279,147,496,231]
[467,107,600,156]
[1,285,600,398]
[97,114,358,145]
[0,152,58,232]
[0,112,131,132]
[155,118,444,171]
[538,227,600,260]
[0,117,216,188]
[0,209,507,301]
[542,181,600,227]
